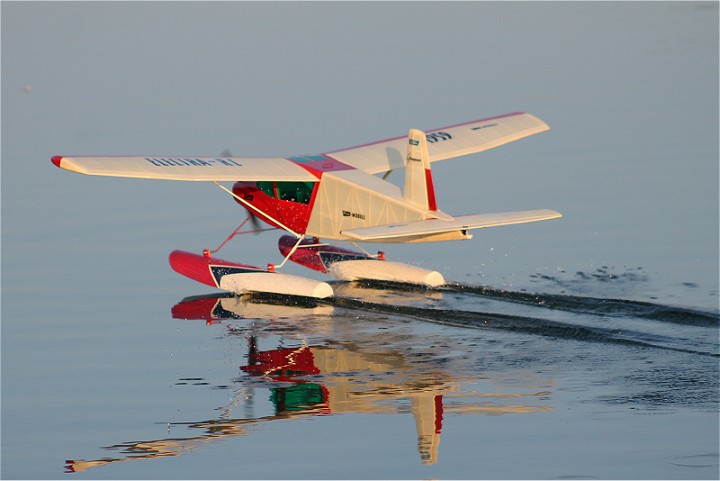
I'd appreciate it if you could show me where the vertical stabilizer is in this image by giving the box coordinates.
[404,129,438,211]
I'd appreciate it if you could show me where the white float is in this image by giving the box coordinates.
[218,272,334,299]
[327,259,445,287]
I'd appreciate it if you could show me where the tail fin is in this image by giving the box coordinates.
[404,129,438,211]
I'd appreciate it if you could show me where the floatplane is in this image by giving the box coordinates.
[52,112,561,298]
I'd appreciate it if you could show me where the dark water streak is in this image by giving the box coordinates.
[231,281,720,357]
[445,282,719,327]
[331,296,718,358]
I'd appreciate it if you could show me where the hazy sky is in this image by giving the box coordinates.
[4,2,716,155]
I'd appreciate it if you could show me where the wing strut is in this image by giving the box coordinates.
[210,181,309,271]
[203,214,275,257]
[211,181,301,238]
[270,235,306,271]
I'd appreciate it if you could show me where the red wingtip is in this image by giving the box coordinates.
[51,156,63,167]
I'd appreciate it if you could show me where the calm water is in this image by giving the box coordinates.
[2,2,718,479]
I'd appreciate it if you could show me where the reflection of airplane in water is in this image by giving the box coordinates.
[242,336,448,464]
[66,293,553,473]
[170,281,444,325]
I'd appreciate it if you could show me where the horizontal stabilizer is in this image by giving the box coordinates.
[341,209,562,242]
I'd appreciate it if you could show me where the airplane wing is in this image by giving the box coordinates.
[326,112,549,174]
[51,156,318,182]
[341,209,562,242]
[51,112,547,180]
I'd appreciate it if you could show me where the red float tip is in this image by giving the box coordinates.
[51,156,63,167]
[267,263,275,273]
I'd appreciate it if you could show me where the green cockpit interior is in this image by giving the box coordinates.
[256,181,314,204]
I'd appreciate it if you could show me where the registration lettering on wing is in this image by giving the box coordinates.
[145,157,242,167]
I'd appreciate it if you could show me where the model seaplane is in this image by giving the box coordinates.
[51,112,561,299]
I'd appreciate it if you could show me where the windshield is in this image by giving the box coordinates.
[257,181,314,204]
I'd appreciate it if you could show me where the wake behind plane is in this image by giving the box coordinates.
[52,112,561,298]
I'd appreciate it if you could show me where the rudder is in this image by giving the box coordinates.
[404,129,438,211]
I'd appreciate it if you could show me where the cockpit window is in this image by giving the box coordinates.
[276,181,314,204]
[255,181,315,204]
[257,181,274,197]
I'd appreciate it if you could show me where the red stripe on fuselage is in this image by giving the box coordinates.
[230,154,359,235]
[231,157,357,235]
[255,156,355,234]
